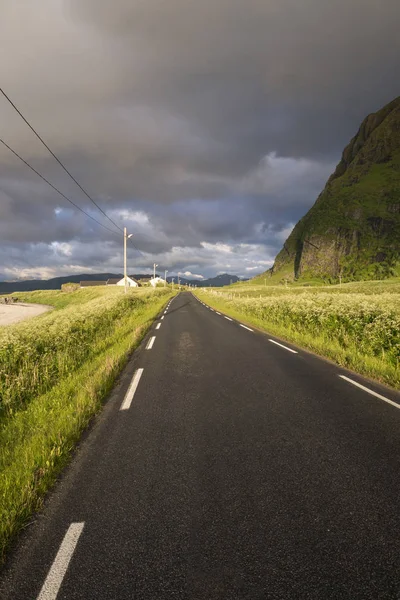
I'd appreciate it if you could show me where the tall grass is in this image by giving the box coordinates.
[0,289,155,416]
[196,288,400,389]
[0,286,173,562]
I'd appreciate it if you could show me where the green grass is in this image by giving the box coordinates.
[0,286,175,563]
[194,286,400,390]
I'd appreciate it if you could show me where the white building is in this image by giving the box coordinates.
[150,277,166,287]
[116,276,140,287]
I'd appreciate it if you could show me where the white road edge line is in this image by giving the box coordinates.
[120,368,144,411]
[268,339,298,354]
[240,324,253,332]
[216,312,221,315]
[146,336,156,350]
[161,316,164,320]
[339,375,400,410]
[224,316,233,321]
[37,522,84,600]
[156,323,161,330]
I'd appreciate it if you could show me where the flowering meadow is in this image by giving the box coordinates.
[196,283,400,388]
[0,288,170,416]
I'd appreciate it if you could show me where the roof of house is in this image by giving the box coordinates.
[80,281,106,287]
[106,278,120,285]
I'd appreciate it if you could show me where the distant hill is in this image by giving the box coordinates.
[168,274,244,287]
[0,272,245,293]
[270,96,400,282]
[0,273,150,294]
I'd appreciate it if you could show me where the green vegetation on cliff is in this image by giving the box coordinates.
[272,96,400,282]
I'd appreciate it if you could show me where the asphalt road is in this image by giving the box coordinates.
[1,292,400,599]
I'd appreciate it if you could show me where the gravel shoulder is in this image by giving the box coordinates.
[0,303,52,326]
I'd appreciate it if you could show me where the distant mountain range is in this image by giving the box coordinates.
[0,272,245,293]
[168,274,244,287]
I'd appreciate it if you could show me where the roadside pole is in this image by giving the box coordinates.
[124,227,127,294]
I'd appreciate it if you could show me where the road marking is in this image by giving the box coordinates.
[161,316,164,320]
[216,312,221,315]
[240,324,253,332]
[156,323,161,330]
[339,375,400,410]
[224,316,233,321]
[37,522,84,600]
[120,368,144,411]
[146,336,156,350]
[268,339,298,354]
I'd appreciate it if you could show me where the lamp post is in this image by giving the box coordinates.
[153,263,158,288]
[124,227,133,294]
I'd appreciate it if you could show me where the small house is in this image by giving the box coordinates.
[116,276,140,288]
[150,277,166,287]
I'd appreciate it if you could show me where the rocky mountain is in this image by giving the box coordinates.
[271,96,400,282]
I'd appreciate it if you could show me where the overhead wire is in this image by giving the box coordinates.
[0,86,124,235]
[0,87,144,256]
[0,137,124,238]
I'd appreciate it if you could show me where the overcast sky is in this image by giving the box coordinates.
[1,0,399,281]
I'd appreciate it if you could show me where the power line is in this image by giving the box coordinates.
[0,86,124,235]
[0,137,123,238]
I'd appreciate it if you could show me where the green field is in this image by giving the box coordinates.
[195,279,400,390]
[0,286,174,562]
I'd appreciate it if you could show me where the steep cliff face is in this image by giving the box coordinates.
[272,97,400,281]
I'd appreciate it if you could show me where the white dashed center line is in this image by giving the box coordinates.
[37,523,84,600]
[146,336,156,350]
[224,316,233,321]
[240,324,253,332]
[120,368,144,411]
[268,339,298,354]
[339,375,400,410]
[216,312,221,315]
[161,316,164,320]
[156,323,161,330]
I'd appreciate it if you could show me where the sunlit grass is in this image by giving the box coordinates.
[0,286,174,563]
[195,287,400,389]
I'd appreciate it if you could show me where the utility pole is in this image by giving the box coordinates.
[172,278,175,289]
[153,263,158,288]
[124,227,133,294]
[164,270,168,286]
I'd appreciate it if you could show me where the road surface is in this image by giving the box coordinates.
[0,303,51,326]
[1,292,399,599]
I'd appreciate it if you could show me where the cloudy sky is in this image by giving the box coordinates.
[0,0,399,281]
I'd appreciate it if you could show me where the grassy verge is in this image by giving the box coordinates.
[0,287,174,563]
[194,289,400,390]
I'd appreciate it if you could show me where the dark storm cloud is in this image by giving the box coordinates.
[0,0,399,279]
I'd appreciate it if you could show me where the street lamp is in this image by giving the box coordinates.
[124,227,133,294]
[153,263,158,287]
